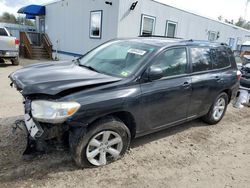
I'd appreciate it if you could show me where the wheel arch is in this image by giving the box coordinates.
[221,89,232,103]
[88,111,137,139]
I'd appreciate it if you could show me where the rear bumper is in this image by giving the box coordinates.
[0,50,18,58]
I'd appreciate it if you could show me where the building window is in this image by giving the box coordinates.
[140,14,156,36]
[165,21,177,38]
[208,31,216,41]
[228,38,235,48]
[90,10,102,39]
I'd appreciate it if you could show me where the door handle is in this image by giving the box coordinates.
[215,76,222,82]
[182,82,191,88]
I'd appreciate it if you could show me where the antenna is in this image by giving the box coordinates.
[244,0,250,20]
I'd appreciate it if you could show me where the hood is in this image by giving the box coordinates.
[9,61,122,95]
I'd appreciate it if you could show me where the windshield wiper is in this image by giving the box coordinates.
[79,64,100,73]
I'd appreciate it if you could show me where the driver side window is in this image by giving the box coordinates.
[153,47,187,77]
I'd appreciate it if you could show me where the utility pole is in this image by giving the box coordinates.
[244,0,250,20]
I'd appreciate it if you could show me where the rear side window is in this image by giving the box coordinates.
[153,47,187,77]
[226,48,236,67]
[190,48,212,72]
[212,48,231,69]
[0,28,8,36]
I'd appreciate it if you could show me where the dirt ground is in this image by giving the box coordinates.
[0,59,250,188]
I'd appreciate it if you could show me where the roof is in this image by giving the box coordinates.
[42,0,61,6]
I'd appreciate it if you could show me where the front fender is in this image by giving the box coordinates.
[65,85,141,127]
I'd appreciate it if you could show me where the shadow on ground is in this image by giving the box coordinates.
[0,62,14,67]
[0,115,206,183]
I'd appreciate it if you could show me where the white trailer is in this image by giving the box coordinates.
[20,0,250,60]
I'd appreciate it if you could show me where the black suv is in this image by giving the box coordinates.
[9,38,240,167]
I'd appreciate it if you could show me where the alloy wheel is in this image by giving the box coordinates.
[86,130,123,166]
[212,97,226,121]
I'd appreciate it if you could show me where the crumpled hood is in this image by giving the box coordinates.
[9,61,122,95]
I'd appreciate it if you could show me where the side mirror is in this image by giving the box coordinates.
[148,66,164,81]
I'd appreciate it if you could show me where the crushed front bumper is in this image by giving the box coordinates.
[18,99,70,157]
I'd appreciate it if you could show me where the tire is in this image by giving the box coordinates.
[11,57,19,66]
[0,58,4,64]
[202,92,229,125]
[70,116,131,168]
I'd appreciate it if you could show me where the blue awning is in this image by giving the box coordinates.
[18,5,45,15]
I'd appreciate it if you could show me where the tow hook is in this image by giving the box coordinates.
[12,119,25,135]
[12,119,45,160]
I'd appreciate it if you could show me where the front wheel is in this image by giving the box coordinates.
[11,57,19,65]
[202,92,228,125]
[70,117,131,168]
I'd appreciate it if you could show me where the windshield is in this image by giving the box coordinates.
[79,40,156,77]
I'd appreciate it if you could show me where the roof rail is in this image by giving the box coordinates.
[138,35,183,39]
[183,39,229,46]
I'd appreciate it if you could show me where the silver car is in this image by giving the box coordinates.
[0,27,19,65]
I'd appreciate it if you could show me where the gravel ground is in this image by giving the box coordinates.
[0,59,250,188]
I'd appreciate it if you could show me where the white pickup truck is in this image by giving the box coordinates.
[0,27,19,65]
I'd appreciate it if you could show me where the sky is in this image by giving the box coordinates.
[0,0,249,22]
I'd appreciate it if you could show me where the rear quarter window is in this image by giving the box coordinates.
[190,47,212,72]
[0,28,8,36]
[212,48,231,69]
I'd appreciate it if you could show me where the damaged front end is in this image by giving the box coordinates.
[9,77,81,157]
[8,60,122,158]
[14,97,79,158]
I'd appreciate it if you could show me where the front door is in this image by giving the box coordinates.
[39,18,45,33]
[140,47,192,131]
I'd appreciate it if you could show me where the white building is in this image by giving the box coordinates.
[19,0,250,60]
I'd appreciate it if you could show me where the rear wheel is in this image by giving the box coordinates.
[70,117,131,168]
[11,57,19,65]
[0,58,4,64]
[202,92,228,125]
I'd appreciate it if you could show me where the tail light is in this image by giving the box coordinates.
[15,39,19,45]
[237,70,242,81]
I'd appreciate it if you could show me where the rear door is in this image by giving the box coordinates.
[139,47,192,131]
[212,46,238,98]
[187,47,224,118]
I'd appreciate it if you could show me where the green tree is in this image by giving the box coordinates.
[0,12,35,26]
[235,17,246,27]
[16,16,35,26]
[0,12,17,23]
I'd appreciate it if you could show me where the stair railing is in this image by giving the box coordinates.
[20,32,33,59]
[42,33,53,59]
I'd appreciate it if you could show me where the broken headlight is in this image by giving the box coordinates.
[31,100,81,123]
